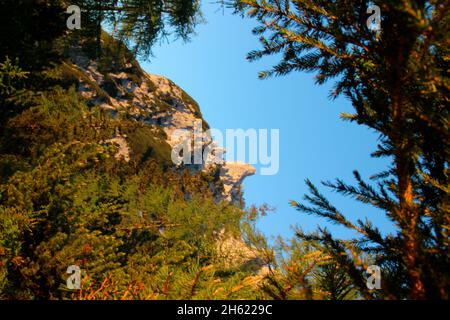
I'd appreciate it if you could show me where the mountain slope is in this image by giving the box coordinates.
[63,35,255,204]
[0,32,262,300]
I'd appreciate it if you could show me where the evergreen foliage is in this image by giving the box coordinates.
[0,0,447,301]
[0,0,261,300]
[233,0,449,299]
[70,0,202,59]
[0,85,260,299]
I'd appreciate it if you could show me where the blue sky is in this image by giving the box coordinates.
[141,2,395,240]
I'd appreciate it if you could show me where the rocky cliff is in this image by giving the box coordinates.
[65,45,255,204]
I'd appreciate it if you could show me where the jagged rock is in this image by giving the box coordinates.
[66,47,264,276]
[105,136,130,162]
[216,230,264,271]
[220,162,256,203]
[68,53,252,203]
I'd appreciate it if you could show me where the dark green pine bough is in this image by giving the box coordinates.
[232,0,449,299]
[72,0,201,59]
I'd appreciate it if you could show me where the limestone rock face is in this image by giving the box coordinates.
[220,162,256,204]
[66,46,264,276]
[104,136,130,162]
[68,52,254,202]
[216,230,264,271]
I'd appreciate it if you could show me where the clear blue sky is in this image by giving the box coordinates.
[140,2,395,240]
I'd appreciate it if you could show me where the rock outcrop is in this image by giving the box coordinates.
[67,49,255,203]
[63,42,264,276]
[220,162,256,204]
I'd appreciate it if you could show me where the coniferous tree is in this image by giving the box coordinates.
[0,0,67,70]
[232,0,449,299]
[0,0,254,300]
[73,0,201,58]
[314,262,356,300]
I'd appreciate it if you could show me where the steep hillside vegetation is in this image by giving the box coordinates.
[0,22,262,300]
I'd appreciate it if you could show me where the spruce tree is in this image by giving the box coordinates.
[232,0,449,299]
[74,0,201,58]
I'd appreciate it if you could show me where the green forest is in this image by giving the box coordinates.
[0,0,448,300]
